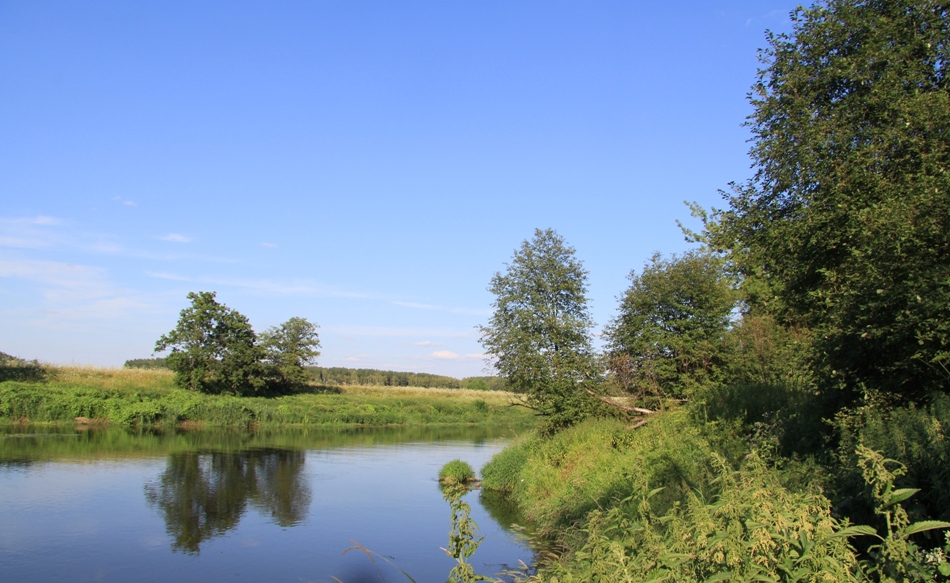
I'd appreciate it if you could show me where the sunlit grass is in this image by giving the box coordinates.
[1,365,535,428]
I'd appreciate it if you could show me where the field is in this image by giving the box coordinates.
[0,365,536,428]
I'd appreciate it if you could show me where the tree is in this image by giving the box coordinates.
[714,0,950,400]
[155,291,265,395]
[605,251,736,399]
[260,317,320,389]
[478,229,597,428]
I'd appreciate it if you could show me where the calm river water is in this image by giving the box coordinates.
[0,425,537,583]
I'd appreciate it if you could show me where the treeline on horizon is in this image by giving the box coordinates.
[123,358,506,391]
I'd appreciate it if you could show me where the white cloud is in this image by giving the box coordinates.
[415,340,439,347]
[261,242,278,248]
[431,350,459,359]
[157,233,192,243]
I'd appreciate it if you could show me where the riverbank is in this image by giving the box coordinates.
[479,404,950,582]
[0,365,536,428]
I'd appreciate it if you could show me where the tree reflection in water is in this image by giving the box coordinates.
[145,448,311,554]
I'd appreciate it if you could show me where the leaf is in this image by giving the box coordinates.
[819,525,882,543]
[704,572,734,582]
[884,488,919,506]
[900,520,950,538]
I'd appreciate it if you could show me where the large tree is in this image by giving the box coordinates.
[478,229,597,428]
[715,0,950,399]
[155,291,266,395]
[261,317,321,389]
[605,251,736,399]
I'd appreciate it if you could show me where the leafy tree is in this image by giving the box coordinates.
[713,0,950,400]
[155,291,266,395]
[261,317,320,389]
[478,228,598,429]
[605,251,736,399]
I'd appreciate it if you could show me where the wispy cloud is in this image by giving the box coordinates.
[157,233,192,243]
[0,216,65,249]
[0,256,154,323]
[111,196,136,207]
[261,242,278,248]
[415,340,440,347]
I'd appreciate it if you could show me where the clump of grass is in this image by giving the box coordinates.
[439,459,476,486]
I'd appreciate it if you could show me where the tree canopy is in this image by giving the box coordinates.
[713,0,950,400]
[155,291,266,395]
[478,228,597,428]
[155,292,321,395]
[261,317,321,389]
[605,251,737,399]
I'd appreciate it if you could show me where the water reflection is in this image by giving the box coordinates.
[144,448,311,553]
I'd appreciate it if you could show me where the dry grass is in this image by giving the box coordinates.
[45,364,176,391]
[338,383,524,405]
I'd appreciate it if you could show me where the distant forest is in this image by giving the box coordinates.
[123,358,506,391]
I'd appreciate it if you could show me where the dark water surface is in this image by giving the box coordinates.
[0,425,537,583]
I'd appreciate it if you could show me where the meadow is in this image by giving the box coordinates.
[0,364,536,428]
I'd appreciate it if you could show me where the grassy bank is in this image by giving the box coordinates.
[0,365,536,428]
[480,406,950,582]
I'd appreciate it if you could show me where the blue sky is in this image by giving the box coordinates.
[1,1,799,377]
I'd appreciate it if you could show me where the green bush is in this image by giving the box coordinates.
[439,459,476,485]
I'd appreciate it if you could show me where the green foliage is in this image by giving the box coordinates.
[834,394,950,525]
[0,352,47,383]
[854,445,950,582]
[442,483,495,583]
[479,229,599,431]
[713,0,950,400]
[261,316,321,390]
[482,413,738,534]
[439,459,476,485]
[480,440,529,493]
[308,366,469,389]
[604,251,737,399]
[156,291,266,396]
[532,455,862,583]
[0,367,536,428]
[123,358,169,370]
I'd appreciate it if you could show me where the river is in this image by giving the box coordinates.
[0,425,537,583]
